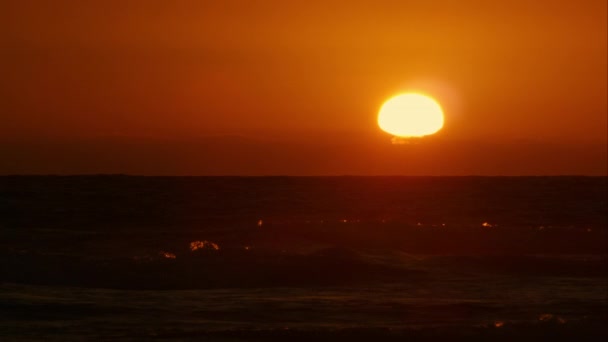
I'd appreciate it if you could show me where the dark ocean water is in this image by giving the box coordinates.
[1,176,607,340]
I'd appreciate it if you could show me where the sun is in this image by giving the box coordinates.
[377,93,444,138]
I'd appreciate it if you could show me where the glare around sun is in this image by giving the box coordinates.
[377,93,444,138]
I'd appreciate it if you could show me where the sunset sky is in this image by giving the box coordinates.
[1,0,606,175]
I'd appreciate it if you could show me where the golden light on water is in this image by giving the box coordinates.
[160,251,176,259]
[190,240,220,251]
[377,93,444,138]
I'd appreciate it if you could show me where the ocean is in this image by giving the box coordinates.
[1,176,606,340]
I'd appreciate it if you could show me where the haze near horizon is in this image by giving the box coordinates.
[1,0,606,175]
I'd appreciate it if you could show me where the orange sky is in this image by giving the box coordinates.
[1,0,606,175]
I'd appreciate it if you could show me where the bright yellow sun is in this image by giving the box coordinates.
[377,93,444,138]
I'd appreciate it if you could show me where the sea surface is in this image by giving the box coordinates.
[1,176,606,340]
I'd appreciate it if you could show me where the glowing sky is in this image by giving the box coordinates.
[1,0,606,175]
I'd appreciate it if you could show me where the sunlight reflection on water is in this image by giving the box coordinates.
[190,240,220,251]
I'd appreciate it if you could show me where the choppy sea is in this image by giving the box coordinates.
[1,176,606,340]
